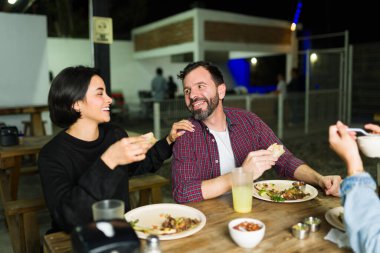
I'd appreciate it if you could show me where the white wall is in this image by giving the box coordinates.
[48,38,187,106]
[47,38,92,78]
[0,13,51,134]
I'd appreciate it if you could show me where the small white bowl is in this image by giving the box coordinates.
[357,135,380,158]
[228,218,265,249]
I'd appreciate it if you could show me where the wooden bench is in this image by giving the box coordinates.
[4,197,46,253]
[4,173,170,253]
[129,173,170,207]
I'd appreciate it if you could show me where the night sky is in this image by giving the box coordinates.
[7,0,380,44]
[139,0,379,44]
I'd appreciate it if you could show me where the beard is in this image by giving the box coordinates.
[188,92,219,121]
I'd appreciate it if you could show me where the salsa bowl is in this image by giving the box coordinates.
[228,218,265,248]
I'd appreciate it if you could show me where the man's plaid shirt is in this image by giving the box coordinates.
[171,107,304,203]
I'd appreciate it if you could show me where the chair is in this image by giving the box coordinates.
[129,173,170,208]
[110,92,129,124]
[22,120,47,136]
[4,197,46,253]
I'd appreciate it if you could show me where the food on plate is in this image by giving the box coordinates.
[292,181,306,187]
[292,181,306,190]
[254,181,310,202]
[233,221,262,232]
[128,214,201,235]
[142,132,157,145]
[267,143,285,158]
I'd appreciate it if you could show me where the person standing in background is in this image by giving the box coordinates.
[167,75,178,99]
[287,67,301,92]
[151,67,167,101]
[275,73,287,96]
[287,67,304,125]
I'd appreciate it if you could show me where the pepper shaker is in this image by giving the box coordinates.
[144,234,162,253]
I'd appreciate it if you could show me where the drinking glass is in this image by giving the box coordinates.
[92,199,125,221]
[231,167,253,213]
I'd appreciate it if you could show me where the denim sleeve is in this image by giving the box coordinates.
[340,172,380,253]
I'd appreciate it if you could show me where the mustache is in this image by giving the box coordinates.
[190,97,207,104]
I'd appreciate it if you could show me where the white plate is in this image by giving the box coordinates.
[325,206,345,231]
[124,203,206,240]
[252,180,318,203]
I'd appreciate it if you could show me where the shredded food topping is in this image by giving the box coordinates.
[129,214,201,235]
[233,221,262,232]
[254,181,310,202]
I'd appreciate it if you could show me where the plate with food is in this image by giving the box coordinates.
[253,180,318,203]
[325,206,345,231]
[125,203,206,240]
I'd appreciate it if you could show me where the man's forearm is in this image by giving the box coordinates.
[294,164,323,187]
[201,173,232,200]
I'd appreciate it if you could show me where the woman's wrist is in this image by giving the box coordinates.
[166,135,174,145]
[346,161,364,176]
[101,153,117,170]
[347,166,364,176]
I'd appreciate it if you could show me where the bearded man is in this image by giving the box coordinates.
[171,61,341,203]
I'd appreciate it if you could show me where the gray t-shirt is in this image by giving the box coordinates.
[151,75,167,100]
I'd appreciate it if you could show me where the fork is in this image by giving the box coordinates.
[347,128,376,136]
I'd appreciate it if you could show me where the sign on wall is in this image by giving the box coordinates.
[93,16,113,44]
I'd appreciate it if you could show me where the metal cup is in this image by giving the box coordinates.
[303,217,321,232]
[291,223,310,239]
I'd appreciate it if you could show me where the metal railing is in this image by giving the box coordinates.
[150,89,339,140]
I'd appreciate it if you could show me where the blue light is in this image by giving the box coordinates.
[293,1,302,24]
[227,59,250,87]
[227,59,277,94]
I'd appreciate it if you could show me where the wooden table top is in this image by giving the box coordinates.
[0,105,48,115]
[44,192,351,253]
[0,135,52,160]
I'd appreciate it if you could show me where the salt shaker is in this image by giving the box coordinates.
[144,234,162,253]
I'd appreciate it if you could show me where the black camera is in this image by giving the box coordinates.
[71,219,140,253]
[0,126,19,146]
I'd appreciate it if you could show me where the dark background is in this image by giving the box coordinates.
[1,0,379,44]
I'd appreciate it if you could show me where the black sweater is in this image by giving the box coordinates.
[38,123,171,233]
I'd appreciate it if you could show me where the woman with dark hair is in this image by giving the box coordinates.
[38,66,194,233]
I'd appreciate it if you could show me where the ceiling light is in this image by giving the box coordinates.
[290,23,296,31]
[8,0,17,4]
[310,53,318,63]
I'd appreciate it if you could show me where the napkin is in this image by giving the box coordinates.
[324,228,351,249]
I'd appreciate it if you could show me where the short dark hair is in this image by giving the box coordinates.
[156,67,163,75]
[48,66,100,128]
[177,61,224,85]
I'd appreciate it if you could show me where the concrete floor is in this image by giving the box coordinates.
[1,124,378,253]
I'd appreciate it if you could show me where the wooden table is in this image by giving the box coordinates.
[43,193,351,253]
[0,135,52,253]
[0,105,49,136]
[0,135,51,203]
